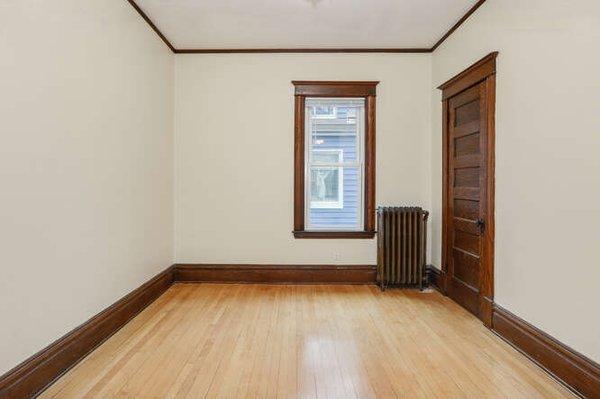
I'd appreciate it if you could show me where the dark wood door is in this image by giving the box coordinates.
[440,52,496,327]
[447,83,487,318]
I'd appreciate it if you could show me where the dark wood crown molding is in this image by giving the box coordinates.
[126,0,175,52]
[127,0,487,54]
[430,0,487,51]
[175,48,432,54]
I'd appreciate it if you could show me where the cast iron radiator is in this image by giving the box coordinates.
[377,207,429,290]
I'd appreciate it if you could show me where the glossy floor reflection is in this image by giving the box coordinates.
[41,284,574,398]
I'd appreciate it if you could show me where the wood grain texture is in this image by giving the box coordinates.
[39,284,575,399]
[441,99,450,294]
[293,94,305,232]
[493,305,600,399]
[0,266,174,399]
[292,231,376,239]
[174,264,377,284]
[292,81,379,97]
[439,52,497,327]
[365,95,377,233]
[479,73,496,327]
[438,52,498,100]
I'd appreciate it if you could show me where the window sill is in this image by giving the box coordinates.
[293,230,376,239]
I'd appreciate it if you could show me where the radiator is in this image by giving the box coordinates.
[377,207,429,290]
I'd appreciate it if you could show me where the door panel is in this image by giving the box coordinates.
[454,231,480,255]
[440,52,496,327]
[447,83,485,318]
[454,199,479,219]
[455,133,480,156]
[454,167,480,187]
[454,100,480,125]
[453,249,479,288]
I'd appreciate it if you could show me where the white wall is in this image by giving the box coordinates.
[3,0,597,377]
[0,0,174,374]
[175,54,431,264]
[430,0,600,361]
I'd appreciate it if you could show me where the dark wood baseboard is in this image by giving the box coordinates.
[0,266,174,399]
[448,276,480,317]
[493,305,600,398]
[429,265,600,397]
[174,264,377,284]
[427,265,445,293]
[3,262,598,399]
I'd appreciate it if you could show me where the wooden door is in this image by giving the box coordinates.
[440,53,496,327]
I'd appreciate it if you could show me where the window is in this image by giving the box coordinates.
[311,105,337,119]
[310,149,344,209]
[292,81,378,239]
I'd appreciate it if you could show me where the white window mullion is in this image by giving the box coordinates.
[305,97,365,231]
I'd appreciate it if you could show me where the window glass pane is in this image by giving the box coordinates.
[311,106,336,118]
[312,151,340,164]
[310,167,341,205]
[308,166,361,229]
[311,134,356,163]
[307,98,362,165]
[305,98,364,230]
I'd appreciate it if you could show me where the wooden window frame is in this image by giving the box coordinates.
[292,81,378,239]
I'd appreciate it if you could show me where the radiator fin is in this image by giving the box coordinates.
[377,207,429,290]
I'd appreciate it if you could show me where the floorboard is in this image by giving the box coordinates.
[40,284,575,398]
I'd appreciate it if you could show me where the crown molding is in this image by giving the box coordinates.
[126,0,175,52]
[127,0,487,54]
[430,0,487,51]
[175,48,432,54]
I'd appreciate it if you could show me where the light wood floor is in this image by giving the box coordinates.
[41,284,574,398]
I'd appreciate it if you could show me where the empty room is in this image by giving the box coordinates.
[1,0,599,398]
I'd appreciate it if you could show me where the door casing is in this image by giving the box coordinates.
[438,52,497,327]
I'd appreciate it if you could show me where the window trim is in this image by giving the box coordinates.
[292,81,378,239]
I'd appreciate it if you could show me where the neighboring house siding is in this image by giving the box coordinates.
[309,134,360,228]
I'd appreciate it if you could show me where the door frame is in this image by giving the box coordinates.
[438,52,497,327]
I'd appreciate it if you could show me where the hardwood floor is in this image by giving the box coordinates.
[41,284,574,398]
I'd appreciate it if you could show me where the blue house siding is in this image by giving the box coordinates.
[308,134,361,229]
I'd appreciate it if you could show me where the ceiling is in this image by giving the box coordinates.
[134,0,480,50]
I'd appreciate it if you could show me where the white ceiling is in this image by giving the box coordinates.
[136,0,479,50]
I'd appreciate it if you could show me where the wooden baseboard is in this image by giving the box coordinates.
[0,266,174,399]
[0,262,375,397]
[174,264,377,284]
[3,262,598,399]
[492,305,600,398]
[429,265,599,397]
[427,265,445,293]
